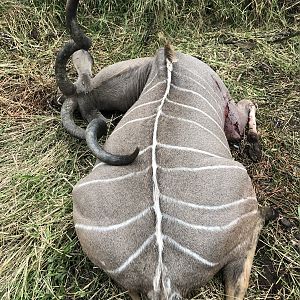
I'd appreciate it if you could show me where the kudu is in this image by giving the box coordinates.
[55,1,264,299]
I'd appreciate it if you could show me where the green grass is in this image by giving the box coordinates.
[1,0,300,299]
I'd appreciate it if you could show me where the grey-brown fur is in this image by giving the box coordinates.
[72,48,263,300]
[57,1,264,299]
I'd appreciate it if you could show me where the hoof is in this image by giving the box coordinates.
[247,132,262,162]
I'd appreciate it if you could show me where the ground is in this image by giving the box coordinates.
[0,0,299,299]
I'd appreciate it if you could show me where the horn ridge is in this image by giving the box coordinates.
[61,97,86,140]
[55,40,80,96]
[66,0,92,50]
[86,118,139,166]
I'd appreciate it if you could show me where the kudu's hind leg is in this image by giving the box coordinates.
[223,221,262,300]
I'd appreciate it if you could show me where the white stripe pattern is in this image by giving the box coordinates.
[163,235,218,267]
[173,71,223,115]
[75,207,152,232]
[157,143,223,158]
[125,99,162,119]
[79,165,245,190]
[161,194,256,210]
[143,73,158,91]
[92,142,223,172]
[75,167,150,189]
[110,114,156,136]
[161,112,230,154]
[180,65,225,103]
[142,80,166,97]
[77,55,258,284]
[165,98,224,134]
[160,165,246,173]
[108,234,155,274]
[163,210,258,232]
[171,84,222,123]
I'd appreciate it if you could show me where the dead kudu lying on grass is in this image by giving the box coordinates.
[55,1,264,299]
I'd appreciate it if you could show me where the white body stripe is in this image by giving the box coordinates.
[157,143,223,158]
[180,65,224,102]
[166,98,224,134]
[160,165,246,173]
[163,235,218,267]
[142,80,166,97]
[81,163,246,195]
[108,234,155,274]
[125,99,162,118]
[163,210,258,232]
[143,73,158,91]
[171,84,222,123]
[111,114,156,136]
[173,71,223,115]
[161,195,256,210]
[75,207,152,232]
[75,167,150,189]
[92,161,105,171]
[161,113,230,154]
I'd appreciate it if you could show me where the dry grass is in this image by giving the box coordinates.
[0,0,299,299]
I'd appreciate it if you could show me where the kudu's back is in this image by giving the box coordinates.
[73,49,260,299]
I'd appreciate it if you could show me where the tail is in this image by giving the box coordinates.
[164,42,176,65]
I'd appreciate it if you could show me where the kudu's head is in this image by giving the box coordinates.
[55,0,139,165]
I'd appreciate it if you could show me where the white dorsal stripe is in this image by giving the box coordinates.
[165,98,224,134]
[170,84,222,123]
[163,235,218,267]
[111,114,156,136]
[161,113,230,154]
[142,80,166,97]
[108,234,155,274]
[125,99,162,119]
[161,194,256,210]
[157,143,223,158]
[160,165,246,173]
[75,167,151,189]
[75,207,152,233]
[163,210,258,232]
[152,58,173,293]
[180,65,224,102]
[92,145,153,171]
[173,70,223,113]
